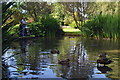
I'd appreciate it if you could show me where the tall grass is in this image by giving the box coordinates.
[82,13,119,39]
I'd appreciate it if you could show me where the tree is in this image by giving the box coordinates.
[20,2,52,21]
[59,2,88,29]
[20,2,64,37]
[82,2,119,39]
[51,3,66,25]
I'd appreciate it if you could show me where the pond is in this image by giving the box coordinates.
[2,36,120,79]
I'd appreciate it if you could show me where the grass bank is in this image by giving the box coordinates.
[62,27,81,36]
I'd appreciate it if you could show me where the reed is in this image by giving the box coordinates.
[82,13,119,39]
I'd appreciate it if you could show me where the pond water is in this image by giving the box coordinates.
[2,36,120,79]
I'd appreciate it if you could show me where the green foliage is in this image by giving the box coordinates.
[69,21,81,28]
[2,2,15,24]
[64,15,74,25]
[2,2,119,43]
[2,2,16,54]
[103,14,119,38]
[69,21,77,28]
[28,21,45,37]
[21,2,52,21]
[82,14,119,39]
[41,15,63,37]
[2,2,23,42]
[51,3,66,25]
[27,15,64,37]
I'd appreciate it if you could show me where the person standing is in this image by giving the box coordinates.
[21,17,27,36]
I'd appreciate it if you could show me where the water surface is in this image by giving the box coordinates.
[3,36,120,79]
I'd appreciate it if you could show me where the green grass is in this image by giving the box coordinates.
[63,28,81,34]
[63,28,81,33]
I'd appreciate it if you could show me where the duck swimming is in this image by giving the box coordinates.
[97,53,113,66]
[58,59,70,65]
[97,58,112,66]
[51,49,59,54]
[99,53,107,58]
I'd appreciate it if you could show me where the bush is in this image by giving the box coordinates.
[41,15,64,37]
[82,14,119,39]
[27,15,64,37]
[28,22,45,37]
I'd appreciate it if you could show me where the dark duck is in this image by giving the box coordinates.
[58,59,70,65]
[51,49,59,54]
[97,53,113,66]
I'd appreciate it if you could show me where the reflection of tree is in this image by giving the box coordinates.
[3,37,119,78]
[28,44,40,70]
[19,39,51,76]
[67,42,94,78]
[79,38,120,78]
[56,37,94,79]
[81,38,119,52]
[17,37,64,77]
[32,37,64,50]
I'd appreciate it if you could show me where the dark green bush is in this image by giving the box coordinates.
[28,22,45,37]
[82,14,119,39]
[41,15,64,37]
[28,15,64,37]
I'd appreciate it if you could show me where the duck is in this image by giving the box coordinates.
[97,53,113,66]
[99,53,107,58]
[58,59,70,65]
[97,58,112,66]
[50,49,59,54]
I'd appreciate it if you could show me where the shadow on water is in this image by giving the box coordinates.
[2,36,120,79]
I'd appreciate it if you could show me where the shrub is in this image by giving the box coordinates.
[28,22,45,37]
[41,15,64,37]
[82,14,119,39]
[27,15,64,37]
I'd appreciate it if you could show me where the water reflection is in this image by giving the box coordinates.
[19,39,28,62]
[2,37,120,79]
[97,66,112,73]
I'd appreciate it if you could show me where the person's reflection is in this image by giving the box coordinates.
[97,65,112,73]
[20,39,28,61]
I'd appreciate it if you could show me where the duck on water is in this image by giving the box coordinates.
[97,53,113,66]
[58,59,70,65]
[50,49,59,54]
